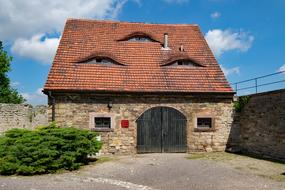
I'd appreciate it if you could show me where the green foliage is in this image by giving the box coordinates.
[0,123,102,175]
[234,96,251,112]
[0,41,25,104]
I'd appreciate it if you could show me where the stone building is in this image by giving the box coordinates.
[43,19,234,154]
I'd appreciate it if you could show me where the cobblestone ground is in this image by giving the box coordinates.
[0,153,285,190]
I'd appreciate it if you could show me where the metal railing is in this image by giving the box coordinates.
[231,70,285,95]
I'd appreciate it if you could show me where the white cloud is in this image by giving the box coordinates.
[221,65,240,76]
[1,0,128,64]
[0,0,127,41]
[163,0,189,3]
[205,29,254,57]
[110,0,128,19]
[21,88,47,105]
[11,81,20,87]
[11,34,60,64]
[211,12,221,19]
[278,64,285,72]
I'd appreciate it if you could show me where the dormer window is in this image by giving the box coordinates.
[77,56,125,66]
[86,58,113,64]
[163,59,202,67]
[175,60,196,66]
[127,36,153,42]
[118,32,159,43]
[161,56,204,67]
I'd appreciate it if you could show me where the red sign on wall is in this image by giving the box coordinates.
[121,120,129,128]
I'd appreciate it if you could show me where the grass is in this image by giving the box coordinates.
[187,152,242,161]
[262,174,285,182]
[92,156,115,165]
[77,156,116,173]
[187,152,285,182]
[85,155,118,166]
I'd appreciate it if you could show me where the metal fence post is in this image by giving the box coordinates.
[255,78,258,93]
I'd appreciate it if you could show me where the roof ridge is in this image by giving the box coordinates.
[67,18,199,27]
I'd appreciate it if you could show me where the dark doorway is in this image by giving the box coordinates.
[137,107,187,153]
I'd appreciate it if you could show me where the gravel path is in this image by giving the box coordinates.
[0,153,284,190]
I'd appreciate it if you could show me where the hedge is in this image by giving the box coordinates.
[0,123,102,175]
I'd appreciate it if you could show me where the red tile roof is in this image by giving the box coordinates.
[44,19,233,94]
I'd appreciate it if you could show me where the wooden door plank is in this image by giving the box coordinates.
[137,107,162,153]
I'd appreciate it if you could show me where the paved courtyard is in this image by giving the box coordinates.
[0,153,285,190]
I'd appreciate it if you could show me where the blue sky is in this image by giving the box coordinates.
[1,0,285,105]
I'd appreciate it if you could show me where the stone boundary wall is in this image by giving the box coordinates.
[232,89,285,162]
[0,104,48,133]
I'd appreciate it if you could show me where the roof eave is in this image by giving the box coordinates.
[43,88,235,97]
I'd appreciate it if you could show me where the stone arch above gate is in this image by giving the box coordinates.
[136,106,187,121]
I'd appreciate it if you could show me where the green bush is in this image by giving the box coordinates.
[0,123,102,175]
[234,96,251,112]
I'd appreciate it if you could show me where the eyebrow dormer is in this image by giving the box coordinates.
[161,56,205,67]
[118,32,159,43]
[76,53,125,66]
[168,59,199,66]
[84,57,115,64]
[128,36,153,42]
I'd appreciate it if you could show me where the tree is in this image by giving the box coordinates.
[0,41,25,103]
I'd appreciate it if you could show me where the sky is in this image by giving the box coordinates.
[1,0,285,105]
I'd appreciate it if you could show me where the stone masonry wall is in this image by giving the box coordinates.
[0,104,48,133]
[238,89,285,161]
[49,93,234,155]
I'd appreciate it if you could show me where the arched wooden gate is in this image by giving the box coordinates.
[136,107,187,153]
